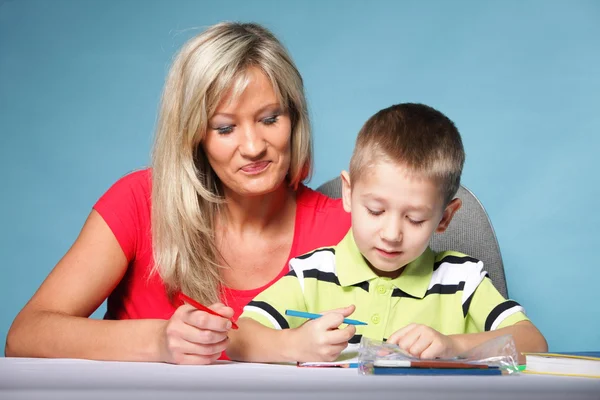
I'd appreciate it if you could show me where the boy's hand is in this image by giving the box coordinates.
[387,323,458,359]
[290,305,357,362]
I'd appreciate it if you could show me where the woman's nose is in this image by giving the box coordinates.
[239,125,267,159]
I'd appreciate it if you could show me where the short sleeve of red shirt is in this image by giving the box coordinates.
[92,169,152,263]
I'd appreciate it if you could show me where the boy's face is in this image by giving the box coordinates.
[341,161,461,278]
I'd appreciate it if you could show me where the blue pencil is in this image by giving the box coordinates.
[285,310,368,326]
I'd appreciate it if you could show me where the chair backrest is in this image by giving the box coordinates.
[315,177,509,298]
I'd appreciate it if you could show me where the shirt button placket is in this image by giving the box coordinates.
[371,314,381,324]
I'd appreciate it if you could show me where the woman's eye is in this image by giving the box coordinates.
[262,115,279,125]
[214,125,234,134]
[367,208,383,216]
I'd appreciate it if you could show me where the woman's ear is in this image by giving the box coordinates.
[436,198,462,233]
[341,171,352,213]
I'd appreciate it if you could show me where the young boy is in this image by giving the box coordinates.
[227,103,547,363]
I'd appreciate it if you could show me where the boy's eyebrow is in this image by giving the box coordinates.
[404,204,434,213]
[361,193,433,213]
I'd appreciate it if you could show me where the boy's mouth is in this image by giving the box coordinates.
[375,248,403,258]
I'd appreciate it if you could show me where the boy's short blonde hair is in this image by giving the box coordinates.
[349,103,465,205]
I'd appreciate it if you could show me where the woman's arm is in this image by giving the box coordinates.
[5,210,233,364]
[5,210,167,361]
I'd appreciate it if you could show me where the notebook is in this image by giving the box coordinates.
[524,352,600,378]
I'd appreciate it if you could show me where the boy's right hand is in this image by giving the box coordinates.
[290,305,357,362]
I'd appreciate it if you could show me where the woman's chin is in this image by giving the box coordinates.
[230,177,288,197]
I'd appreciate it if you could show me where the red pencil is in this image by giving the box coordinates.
[178,293,238,330]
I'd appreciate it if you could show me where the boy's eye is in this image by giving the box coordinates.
[366,207,383,216]
[262,115,279,125]
[214,125,234,135]
[407,217,425,226]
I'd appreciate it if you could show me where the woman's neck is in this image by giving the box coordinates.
[220,183,297,234]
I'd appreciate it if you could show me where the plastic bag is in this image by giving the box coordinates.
[358,334,520,375]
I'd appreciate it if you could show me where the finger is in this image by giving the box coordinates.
[419,341,444,360]
[208,302,235,320]
[321,304,356,318]
[168,336,230,357]
[308,312,347,330]
[408,335,433,358]
[185,309,233,332]
[178,322,230,345]
[172,352,222,365]
[326,324,356,345]
[387,323,418,345]
[396,327,423,354]
[328,342,350,360]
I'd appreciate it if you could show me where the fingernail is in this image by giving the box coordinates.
[226,321,232,330]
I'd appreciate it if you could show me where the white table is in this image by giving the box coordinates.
[1,357,598,400]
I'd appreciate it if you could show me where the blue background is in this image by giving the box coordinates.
[1,0,598,353]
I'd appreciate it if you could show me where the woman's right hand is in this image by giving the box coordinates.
[160,302,234,365]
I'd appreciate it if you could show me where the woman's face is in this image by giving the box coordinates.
[203,67,292,198]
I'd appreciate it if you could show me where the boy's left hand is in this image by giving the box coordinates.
[387,324,459,359]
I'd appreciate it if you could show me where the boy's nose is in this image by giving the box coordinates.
[380,218,402,243]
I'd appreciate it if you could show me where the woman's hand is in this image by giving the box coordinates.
[290,305,357,362]
[160,302,234,365]
[387,323,459,359]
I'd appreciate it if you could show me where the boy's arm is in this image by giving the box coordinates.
[226,269,356,363]
[458,277,548,356]
[450,320,547,357]
[228,309,356,363]
[227,317,297,362]
[387,278,547,360]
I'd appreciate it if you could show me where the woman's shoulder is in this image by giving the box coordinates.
[111,168,152,189]
[296,183,344,212]
[292,183,350,254]
[98,168,152,200]
[94,168,152,223]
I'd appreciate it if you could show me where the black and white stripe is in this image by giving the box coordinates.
[243,301,289,330]
[289,248,338,292]
[485,300,525,331]
[429,255,486,305]
[303,269,341,285]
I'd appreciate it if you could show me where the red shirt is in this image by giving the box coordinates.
[94,169,350,322]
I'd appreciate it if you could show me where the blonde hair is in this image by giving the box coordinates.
[151,22,312,304]
[350,103,465,206]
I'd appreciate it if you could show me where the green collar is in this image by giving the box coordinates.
[335,230,434,299]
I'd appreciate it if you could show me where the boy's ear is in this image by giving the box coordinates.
[435,198,462,233]
[340,171,352,213]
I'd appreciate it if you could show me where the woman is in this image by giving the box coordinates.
[5,22,350,365]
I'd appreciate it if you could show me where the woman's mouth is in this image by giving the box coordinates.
[240,161,270,174]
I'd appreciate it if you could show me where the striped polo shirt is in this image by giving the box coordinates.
[241,230,528,341]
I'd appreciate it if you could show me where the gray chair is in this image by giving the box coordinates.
[316,178,509,298]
